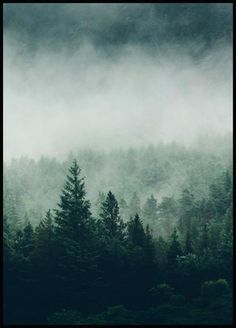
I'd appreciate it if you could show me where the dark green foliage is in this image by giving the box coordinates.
[149,283,175,305]
[127,214,145,247]
[53,161,99,312]
[98,191,126,241]
[48,305,135,325]
[34,209,55,254]
[3,157,233,325]
[54,160,92,243]
[178,189,196,238]
[167,228,182,263]
[185,229,194,254]
[47,283,232,325]
[200,279,230,300]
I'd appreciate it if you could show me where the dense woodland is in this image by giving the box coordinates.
[3,139,233,324]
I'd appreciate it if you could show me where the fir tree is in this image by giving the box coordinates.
[127,214,145,247]
[119,198,129,221]
[32,210,57,320]
[54,160,92,243]
[185,229,193,254]
[129,192,141,218]
[142,194,158,223]
[178,189,196,238]
[158,196,177,237]
[99,191,126,241]
[53,161,98,312]
[21,221,35,258]
[167,228,182,263]
[34,209,55,261]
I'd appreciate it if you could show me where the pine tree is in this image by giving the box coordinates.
[97,191,127,306]
[3,214,14,324]
[125,218,157,307]
[53,161,98,312]
[178,189,196,238]
[129,192,141,218]
[34,209,55,261]
[99,191,126,241]
[144,225,155,251]
[158,196,177,237]
[32,210,57,320]
[3,180,23,229]
[95,192,106,216]
[199,223,210,252]
[185,229,193,254]
[127,214,145,247]
[119,198,129,221]
[223,170,232,213]
[167,228,182,263]
[21,221,35,258]
[54,160,92,244]
[223,170,232,193]
[142,194,158,223]
[3,214,13,260]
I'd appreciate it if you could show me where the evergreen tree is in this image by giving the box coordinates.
[99,191,126,241]
[167,228,182,263]
[3,214,13,261]
[125,217,157,308]
[199,224,210,252]
[34,209,55,262]
[3,180,24,229]
[21,221,35,258]
[54,160,92,243]
[178,189,196,238]
[32,210,57,321]
[53,160,98,312]
[127,214,145,247]
[158,196,177,237]
[119,198,129,221]
[209,170,232,218]
[185,229,194,254]
[95,192,106,216]
[223,170,232,193]
[129,192,141,218]
[142,194,158,223]
[97,191,127,306]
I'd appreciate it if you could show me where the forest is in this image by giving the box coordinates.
[3,2,233,325]
[3,138,233,325]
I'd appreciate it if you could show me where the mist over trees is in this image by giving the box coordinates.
[3,3,233,325]
[4,4,232,161]
[4,135,232,229]
[3,137,233,324]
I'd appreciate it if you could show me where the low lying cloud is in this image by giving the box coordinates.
[3,4,232,161]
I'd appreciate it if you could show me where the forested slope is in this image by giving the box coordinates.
[3,137,233,324]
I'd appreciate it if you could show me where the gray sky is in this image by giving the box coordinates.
[3,4,233,160]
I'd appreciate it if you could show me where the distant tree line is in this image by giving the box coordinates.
[3,139,232,228]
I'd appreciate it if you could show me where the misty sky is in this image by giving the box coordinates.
[3,3,233,160]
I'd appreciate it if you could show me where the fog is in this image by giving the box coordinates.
[3,4,232,161]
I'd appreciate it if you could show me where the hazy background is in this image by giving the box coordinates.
[3,3,233,161]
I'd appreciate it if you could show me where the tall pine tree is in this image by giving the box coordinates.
[54,160,93,244]
[53,160,98,312]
